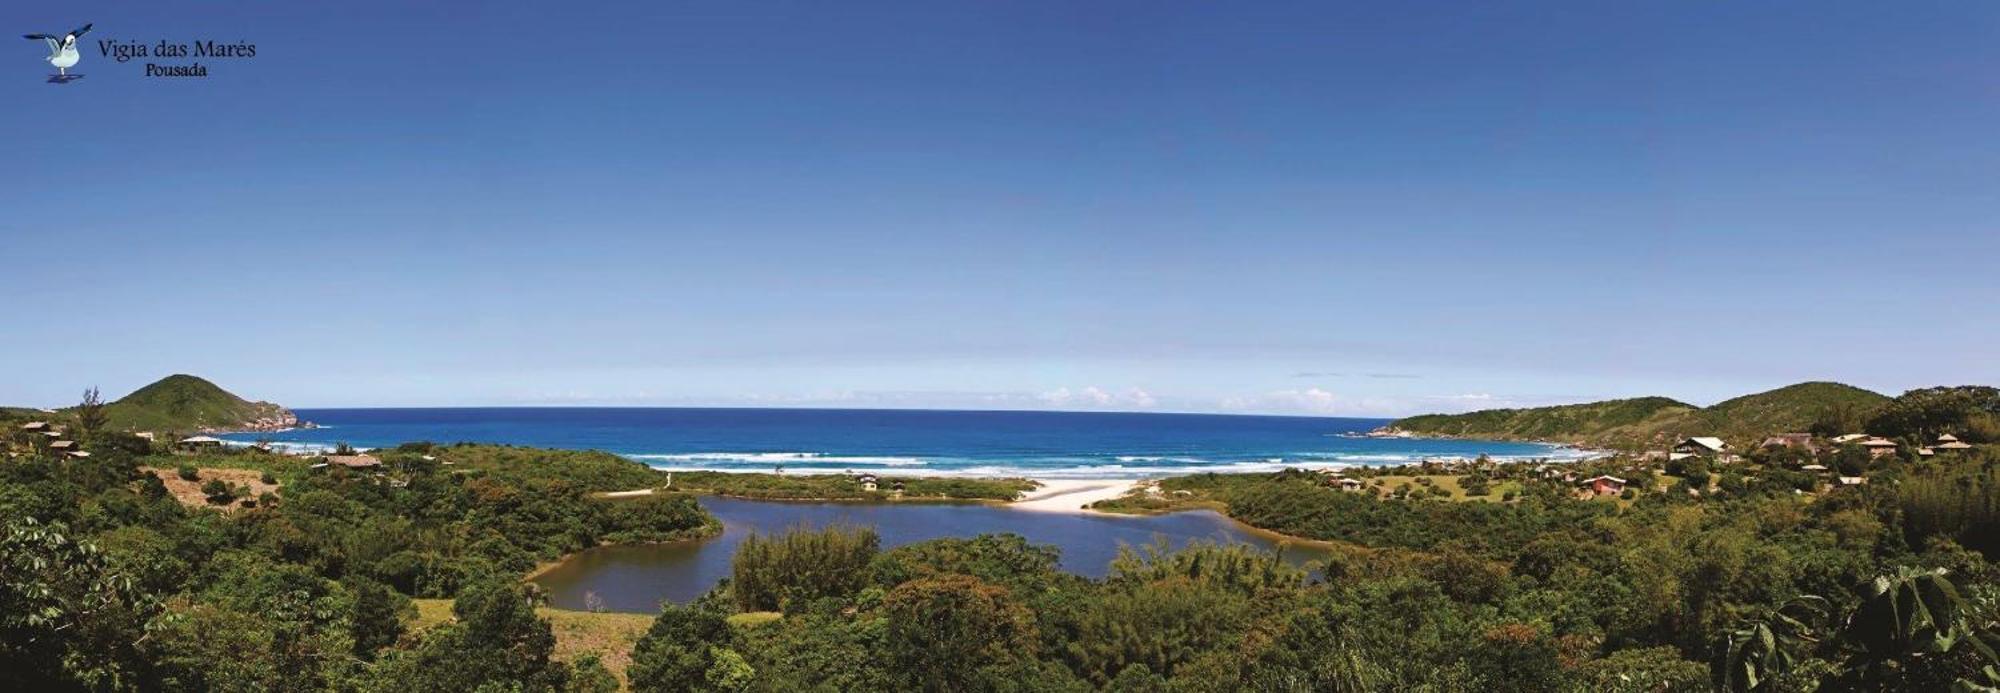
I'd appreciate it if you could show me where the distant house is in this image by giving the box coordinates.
[890,479,906,495]
[1800,464,1829,473]
[19,421,49,432]
[1933,434,1974,455]
[47,440,77,453]
[857,473,879,492]
[1760,433,1815,450]
[1858,438,1899,458]
[1830,433,1869,445]
[65,450,91,459]
[178,435,225,452]
[1328,477,1365,492]
[1837,476,1868,486]
[325,454,382,470]
[1674,437,1729,457]
[1580,475,1626,496]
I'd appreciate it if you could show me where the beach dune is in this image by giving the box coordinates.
[1010,479,1141,513]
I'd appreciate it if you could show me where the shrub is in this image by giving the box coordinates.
[200,479,233,503]
[177,465,200,481]
[730,525,879,612]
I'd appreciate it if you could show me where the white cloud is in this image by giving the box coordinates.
[1037,386,1158,410]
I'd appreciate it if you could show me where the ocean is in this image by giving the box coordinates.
[221,407,1583,479]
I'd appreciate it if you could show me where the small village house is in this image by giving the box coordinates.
[1858,437,1899,459]
[1759,433,1815,451]
[19,421,49,432]
[1580,475,1626,497]
[1671,437,1734,462]
[857,473,879,492]
[1933,434,1973,455]
[325,454,383,470]
[178,435,225,452]
[1327,476,1365,492]
[1830,433,1869,445]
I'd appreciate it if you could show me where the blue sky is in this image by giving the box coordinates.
[3,1,1995,415]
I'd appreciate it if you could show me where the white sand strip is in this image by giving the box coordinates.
[1009,479,1142,513]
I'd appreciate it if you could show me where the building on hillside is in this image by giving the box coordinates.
[1328,476,1365,492]
[1830,433,1869,444]
[1671,437,1734,462]
[1580,475,1627,497]
[1837,476,1868,486]
[1934,434,1974,455]
[19,421,49,432]
[857,473,879,492]
[47,440,77,454]
[325,454,382,470]
[1760,433,1815,451]
[178,436,225,452]
[1859,438,1899,458]
[890,479,906,496]
[1800,464,1829,474]
[64,450,90,459]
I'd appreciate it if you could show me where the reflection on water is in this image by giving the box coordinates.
[532,496,1327,612]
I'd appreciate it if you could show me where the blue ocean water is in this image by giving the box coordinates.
[223,408,1581,479]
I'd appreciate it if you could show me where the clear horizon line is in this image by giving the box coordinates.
[280,403,1404,420]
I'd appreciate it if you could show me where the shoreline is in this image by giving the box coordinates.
[1006,478,1144,513]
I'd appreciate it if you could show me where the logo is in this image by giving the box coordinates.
[22,22,90,83]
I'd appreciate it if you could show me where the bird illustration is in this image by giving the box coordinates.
[24,22,91,78]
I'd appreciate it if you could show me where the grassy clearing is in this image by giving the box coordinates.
[141,466,281,510]
[411,599,656,686]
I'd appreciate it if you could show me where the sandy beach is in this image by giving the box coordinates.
[1009,479,1143,513]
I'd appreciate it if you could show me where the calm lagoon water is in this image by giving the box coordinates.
[531,496,1329,613]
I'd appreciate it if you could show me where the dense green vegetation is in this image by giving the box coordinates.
[92,374,299,433]
[1391,381,1906,448]
[668,470,1036,501]
[617,455,2000,692]
[1391,395,1698,447]
[6,374,1999,690]
[0,436,715,690]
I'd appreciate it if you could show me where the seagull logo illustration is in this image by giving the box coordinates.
[23,22,90,82]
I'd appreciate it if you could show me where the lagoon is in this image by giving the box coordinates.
[532,496,1329,613]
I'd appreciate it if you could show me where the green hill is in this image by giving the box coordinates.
[98,374,301,433]
[1696,381,1890,440]
[1390,396,1697,447]
[1388,381,1893,448]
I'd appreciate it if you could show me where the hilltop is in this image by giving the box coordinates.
[1389,396,1698,447]
[97,374,303,433]
[1388,381,1893,448]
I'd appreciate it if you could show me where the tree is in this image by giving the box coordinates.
[373,578,571,690]
[1470,623,1567,692]
[883,574,1036,692]
[0,517,156,690]
[75,387,107,438]
[730,525,879,612]
[626,601,746,693]
[1828,566,2000,689]
[347,577,407,659]
[1709,596,1826,693]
